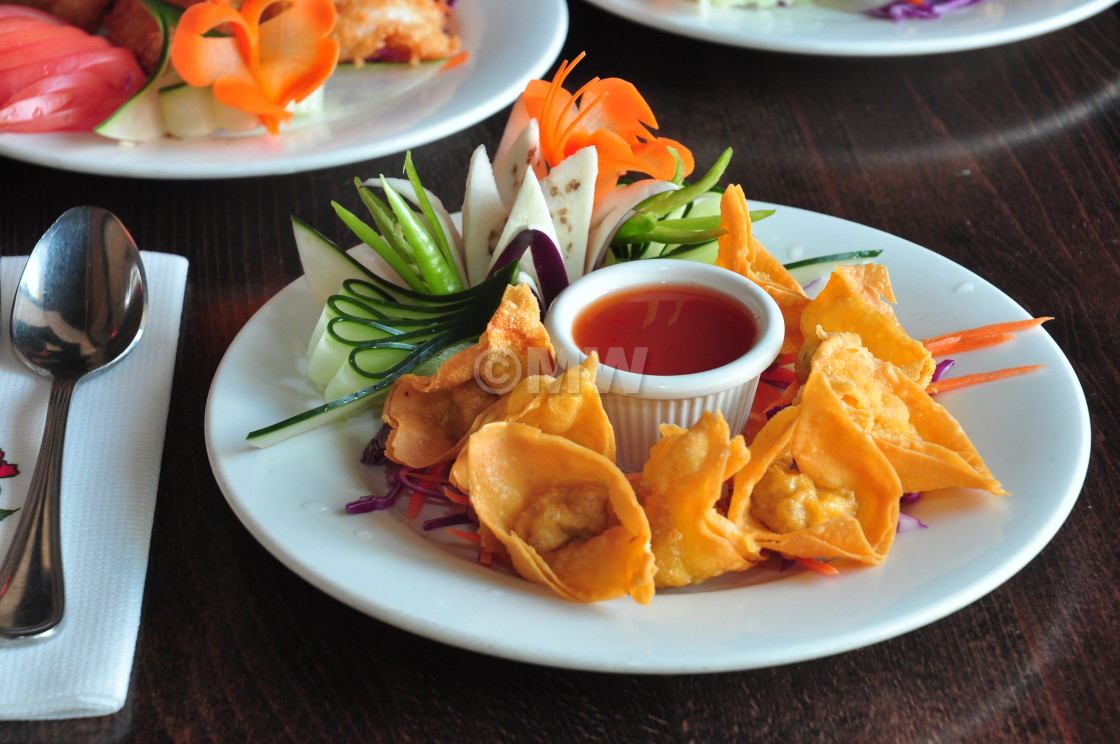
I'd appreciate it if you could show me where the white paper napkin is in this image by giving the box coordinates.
[0,251,187,720]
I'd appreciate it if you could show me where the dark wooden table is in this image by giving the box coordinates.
[2,2,1118,742]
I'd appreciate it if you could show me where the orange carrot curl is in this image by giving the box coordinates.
[926,365,1044,395]
[171,0,340,135]
[922,317,1052,357]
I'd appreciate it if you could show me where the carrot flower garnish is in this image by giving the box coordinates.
[170,0,340,135]
[519,52,694,199]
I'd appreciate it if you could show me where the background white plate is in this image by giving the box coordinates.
[204,202,1090,674]
[0,0,567,178]
[582,0,1118,56]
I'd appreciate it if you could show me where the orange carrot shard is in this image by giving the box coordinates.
[796,557,840,576]
[406,490,425,520]
[519,52,694,199]
[444,528,481,544]
[922,317,1052,357]
[926,365,1044,394]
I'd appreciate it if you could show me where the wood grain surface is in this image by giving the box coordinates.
[1,2,1117,742]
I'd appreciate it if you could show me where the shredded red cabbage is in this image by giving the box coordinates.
[868,0,986,20]
[931,358,956,383]
[361,424,392,466]
[897,512,929,533]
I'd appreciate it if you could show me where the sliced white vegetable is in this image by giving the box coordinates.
[585,179,679,274]
[493,94,531,172]
[461,144,509,286]
[490,169,560,287]
[491,118,542,209]
[539,145,597,282]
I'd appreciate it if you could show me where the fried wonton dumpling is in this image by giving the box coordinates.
[729,370,902,564]
[809,332,1006,496]
[797,264,934,388]
[493,354,616,462]
[637,411,763,588]
[450,422,655,604]
[382,284,555,468]
[715,185,810,355]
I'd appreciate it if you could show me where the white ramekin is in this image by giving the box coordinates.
[544,259,784,472]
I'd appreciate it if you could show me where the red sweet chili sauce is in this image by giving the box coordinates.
[572,284,757,376]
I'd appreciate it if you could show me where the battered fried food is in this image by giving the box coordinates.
[333,0,459,66]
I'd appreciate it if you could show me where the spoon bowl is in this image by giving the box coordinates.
[0,207,147,639]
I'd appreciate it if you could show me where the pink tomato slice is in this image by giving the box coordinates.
[0,10,146,134]
[0,71,126,132]
[0,47,141,102]
[0,27,105,70]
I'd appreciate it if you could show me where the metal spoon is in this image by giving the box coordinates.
[0,207,147,639]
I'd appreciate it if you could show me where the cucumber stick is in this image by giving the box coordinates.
[247,227,518,448]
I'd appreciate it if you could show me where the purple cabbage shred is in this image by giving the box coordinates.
[931,358,956,383]
[360,423,392,466]
[868,0,987,20]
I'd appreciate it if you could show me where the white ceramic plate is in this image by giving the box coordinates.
[0,0,567,178]
[582,0,1118,56]
[204,202,1089,674]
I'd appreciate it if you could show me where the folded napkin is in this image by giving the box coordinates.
[0,252,188,720]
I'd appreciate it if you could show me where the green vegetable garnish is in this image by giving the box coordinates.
[783,250,883,270]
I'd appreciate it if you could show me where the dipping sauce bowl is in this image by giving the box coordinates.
[545,259,784,472]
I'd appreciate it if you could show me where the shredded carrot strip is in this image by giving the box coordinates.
[796,558,840,576]
[775,352,798,367]
[926,365,1044,394]
[761,367,797,385]
[921,317,1051,350]
[406,490,425,520]
[171,0,339,135]
[445,528,481,544]
[924,332,1016,357]
[441,486,469,505]
[440,51,469,70]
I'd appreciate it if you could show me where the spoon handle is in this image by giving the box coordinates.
[0,378,74,639]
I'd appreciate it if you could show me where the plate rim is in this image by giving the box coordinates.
[0,0,568,178]
[580,0,1120,57]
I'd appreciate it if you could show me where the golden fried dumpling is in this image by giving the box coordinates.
[382,284,554,467]
[797,265,934,388]
[715,184,810,355]
[637,411,763,588]
[451,422,655,604]
[730,370,901,564]
[809,332,1006,496]
[496,354,615,462]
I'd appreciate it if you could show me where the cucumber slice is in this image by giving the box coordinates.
[94,0,181,142]
[247,264,519,448]
[159,83,220,138]
[292,216,381,304]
